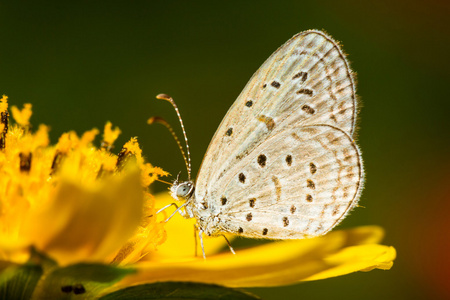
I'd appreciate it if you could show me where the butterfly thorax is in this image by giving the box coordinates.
[171,180,224,236]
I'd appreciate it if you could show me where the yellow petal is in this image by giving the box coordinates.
[109,226,395,290]
[21,170,143,266]
[303,244,396,281]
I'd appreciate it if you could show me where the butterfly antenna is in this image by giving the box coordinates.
[155,178,173,185]
[148,115,191,180]
[154,94,192,180]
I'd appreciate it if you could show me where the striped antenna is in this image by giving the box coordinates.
[153,94,192,180]
[147,116,190,178]
[154,177,173,185]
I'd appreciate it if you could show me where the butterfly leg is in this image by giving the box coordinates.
[193,224,199,257]
[194,231,235,258]
[221,234,236,255]
[198,229,206,259]
[156,202,188,222]
[193,224,206,259]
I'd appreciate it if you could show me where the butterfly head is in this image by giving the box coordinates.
[170,179,195,201]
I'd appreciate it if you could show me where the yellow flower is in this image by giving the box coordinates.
[0,95,395,299]
[0,95,167,267]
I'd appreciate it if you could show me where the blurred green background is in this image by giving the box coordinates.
[1,1,449,299]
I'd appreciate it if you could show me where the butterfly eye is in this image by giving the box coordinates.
[176,182,193,198]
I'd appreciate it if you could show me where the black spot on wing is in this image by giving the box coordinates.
[271,81,281,88]
[286,155,292,166]
[292,71,308,82]
[307,179,315,189]
[297,89,313,96]
[221,197,227,205]
[301,105,315,114]
[239,173,246,183]
[257,154,267,167]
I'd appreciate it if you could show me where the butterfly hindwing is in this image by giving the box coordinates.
[215,124,363,238]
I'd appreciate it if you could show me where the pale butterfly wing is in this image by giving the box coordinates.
[193,30,363,238]
[211,124,362,238]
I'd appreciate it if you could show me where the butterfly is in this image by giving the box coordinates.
[158,30,363,258]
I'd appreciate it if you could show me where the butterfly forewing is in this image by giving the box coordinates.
[193,30,363,239]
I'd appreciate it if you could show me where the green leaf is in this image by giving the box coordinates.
[31,263,136,299]
[0,261,43,300]
[0,247,59,299]
[99,282,261,300]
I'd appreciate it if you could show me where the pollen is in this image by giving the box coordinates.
[102,121,122,150]
[11,103,32,128]
[80,128,100,146]
[0,95,8,112]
